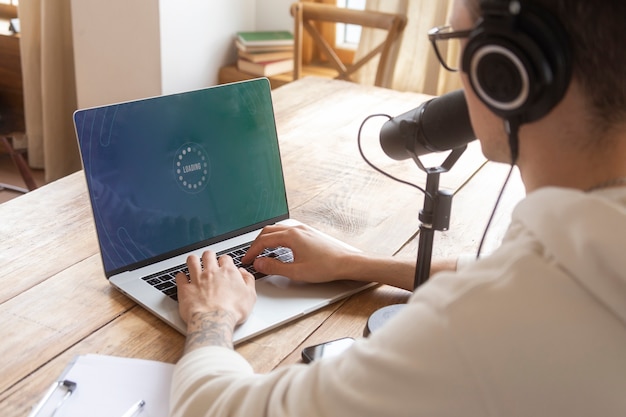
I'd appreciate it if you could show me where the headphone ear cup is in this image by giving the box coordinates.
[463,34,537,119]
[461,2,571,123]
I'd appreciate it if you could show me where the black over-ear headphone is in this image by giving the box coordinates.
[462,0,572,124]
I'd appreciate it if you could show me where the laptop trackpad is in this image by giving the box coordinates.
[254,275,367,319]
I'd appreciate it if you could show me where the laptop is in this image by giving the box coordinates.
[74,78,372,344]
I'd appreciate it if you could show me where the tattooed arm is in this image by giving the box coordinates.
[175,251,257,354]
[184,310,238,351]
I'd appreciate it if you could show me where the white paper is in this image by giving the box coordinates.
[32,354,174,417]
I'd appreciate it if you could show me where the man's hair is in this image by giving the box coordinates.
[543,0,626,132]
[473,0,626,132]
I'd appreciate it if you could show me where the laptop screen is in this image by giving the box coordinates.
[74,79,289,276]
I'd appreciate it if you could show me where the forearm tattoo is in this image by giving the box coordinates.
[185,310,237,353]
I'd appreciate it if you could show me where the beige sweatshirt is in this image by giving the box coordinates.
[170,187,626,417]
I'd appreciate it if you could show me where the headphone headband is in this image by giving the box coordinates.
[481,0,520,16]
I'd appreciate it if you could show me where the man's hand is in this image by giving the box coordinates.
[176,251,256,353]
[241,224,356,284]
[241,224,451,291]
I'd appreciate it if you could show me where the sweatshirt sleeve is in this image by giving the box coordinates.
[169,286,487,417]
[170,347,254,417]
[456,252,477,270]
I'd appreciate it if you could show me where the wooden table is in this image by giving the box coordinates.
[0,77,524,416]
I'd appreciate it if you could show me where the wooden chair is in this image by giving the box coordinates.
[217,3,407,89]
[290,2,407,88]
[0,32,38,193]
[0,135,36,193]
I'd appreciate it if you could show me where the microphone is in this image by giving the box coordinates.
[380,89,476,160]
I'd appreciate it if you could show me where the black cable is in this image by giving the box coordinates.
[358,113,519,261]
[475,163,516,258]
[357,114,433,201]
[475,119,520,258]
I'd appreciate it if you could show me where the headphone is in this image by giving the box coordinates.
[461,0,572,124]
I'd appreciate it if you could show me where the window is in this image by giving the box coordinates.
[303,0,365,65]
[0,0,19,5]
[336,0,365,49]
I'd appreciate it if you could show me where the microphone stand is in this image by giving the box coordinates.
[364,145,467,335]
[411,145,466,288]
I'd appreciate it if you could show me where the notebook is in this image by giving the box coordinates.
[73,78,372,344]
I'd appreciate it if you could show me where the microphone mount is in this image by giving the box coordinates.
[412,145,466,288]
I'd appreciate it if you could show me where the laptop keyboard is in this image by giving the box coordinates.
[141,243,293,301]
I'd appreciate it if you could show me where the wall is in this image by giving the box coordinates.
[256,0,293,31]
[71,0,162,108]
[72,0,295,108]
[159,0,255,95]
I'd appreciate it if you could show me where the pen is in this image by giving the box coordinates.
[29,380,77,417]
[121,399,145,417]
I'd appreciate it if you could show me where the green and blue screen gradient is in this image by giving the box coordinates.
[74,79,288,275]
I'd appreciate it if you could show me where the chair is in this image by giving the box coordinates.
[290,2,407,88]
[217,3,407,89]
[0,135,37,193]
[0,32,38,193]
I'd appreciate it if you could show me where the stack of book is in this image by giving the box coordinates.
[235,30,295,77]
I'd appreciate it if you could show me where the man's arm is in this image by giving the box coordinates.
[184,310,238,352]
[241,224,458,291]
[175,229,460,356]
[175,251,256,353]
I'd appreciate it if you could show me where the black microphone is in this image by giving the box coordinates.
[380,89,476,160]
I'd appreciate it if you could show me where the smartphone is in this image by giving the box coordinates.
[301,337,355,363]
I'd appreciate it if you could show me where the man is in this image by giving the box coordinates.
[171,0,626,415]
